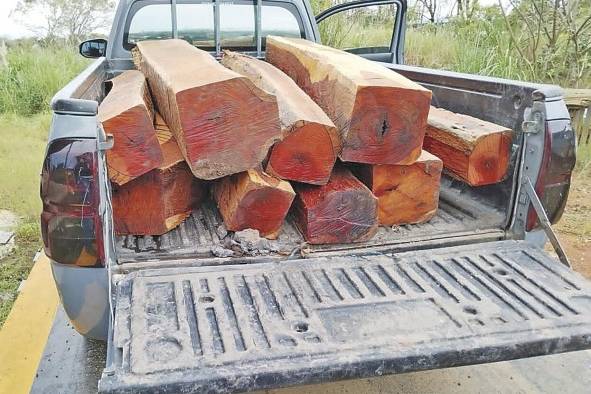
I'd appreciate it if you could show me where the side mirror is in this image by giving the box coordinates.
[79,39,108,59]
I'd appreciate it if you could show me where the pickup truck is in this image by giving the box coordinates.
[40,0,591,392]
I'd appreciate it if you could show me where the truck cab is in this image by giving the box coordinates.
[40,0,589,392]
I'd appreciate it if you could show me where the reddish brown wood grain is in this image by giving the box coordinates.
[292,167,378,244]
[98,70,162,185]
[265,36,431,165]
[213,170,295,239]
[134,39,282,180]
[221,51,340,185]
[424,107,512,186]
[353,151,442,226]
[112,115,203,235]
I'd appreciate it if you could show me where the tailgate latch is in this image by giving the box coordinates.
[98,134,115,151]
[522,111,543,134]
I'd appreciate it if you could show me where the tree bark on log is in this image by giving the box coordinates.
[292,167,378,244]
[353,150,442,226]
[112,114,203,235]
[133,39,281,180]
[213,170,295,239]
[98,70,162,185]
[221,51,340,185]
[424,107,512,186]
[265,36,431,165]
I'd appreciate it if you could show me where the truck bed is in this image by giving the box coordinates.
[115,179,506,263]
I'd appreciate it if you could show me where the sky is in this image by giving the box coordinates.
[0,0,32,38]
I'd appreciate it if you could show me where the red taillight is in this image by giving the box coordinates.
[526,120,576,231]
[40,139,104,267]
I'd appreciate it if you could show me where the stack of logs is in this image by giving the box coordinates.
[99,37,511,243]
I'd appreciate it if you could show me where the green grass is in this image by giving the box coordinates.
[0,114,51,217]
[0,222,39,323]
[0,114,50,326]
[0,44,89,116]
[404,22,591,88]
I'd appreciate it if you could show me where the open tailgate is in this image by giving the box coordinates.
[100,240,591,393]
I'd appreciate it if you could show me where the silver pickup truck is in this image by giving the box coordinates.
[40,0,591,392]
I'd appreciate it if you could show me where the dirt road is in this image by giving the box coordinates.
[553,170,591,278]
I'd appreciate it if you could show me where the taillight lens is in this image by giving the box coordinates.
[40,139,104,267]
[526,120,576,231]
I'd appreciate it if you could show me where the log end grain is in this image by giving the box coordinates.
[266,121,340,185]
[221,51,340,185]
[265,36,431,165]
[293,167,378,244]
[213,170,295,239]
[112,163,204,235]
[467,132,512,186]
[342,85,429,165]
[354,150,442,226]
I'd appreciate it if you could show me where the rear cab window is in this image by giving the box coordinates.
[124,0,305,52]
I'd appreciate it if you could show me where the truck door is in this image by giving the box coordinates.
[315,0,406,63]
[99,240,591,393]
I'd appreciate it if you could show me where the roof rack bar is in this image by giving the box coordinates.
[255,0,262,57]
[214,0,221,56]
[171,0,178,39]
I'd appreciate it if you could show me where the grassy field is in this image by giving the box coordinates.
[0,114,52,323]
[0,44,88,115]
[0,114,51,216]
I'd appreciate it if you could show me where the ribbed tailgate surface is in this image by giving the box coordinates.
[101,241,591,393]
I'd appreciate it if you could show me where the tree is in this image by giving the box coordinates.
[416,0,438,23]
[457,0,478,20]
[497,0,591,85]
[14,0,114,43]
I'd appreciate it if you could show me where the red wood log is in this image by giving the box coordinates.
[133,39,281,180]
[292,167,378,244]
[221,51,340,185]
[112,114,203,235]
[353,151,442,226]
[266,36,431,165]
[98,70,162,185]
[213,170,295,239]
[424,107,512,186]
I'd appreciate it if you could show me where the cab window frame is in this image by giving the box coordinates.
[315,0,406,63]
[123,0,305,52]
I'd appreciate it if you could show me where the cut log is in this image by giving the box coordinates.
[133,39,281,180]
[424,107,512,186]
[213,170,295,239]
[353,151,442,226]
[292,167,378,244]
[265,36,431,165]
[98,70,162,185]
[154,113,184,168]
[112,115,204,235]
[221,51,340,185]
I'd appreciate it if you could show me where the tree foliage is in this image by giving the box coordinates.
[497,0,591,84]
[14,0,114,43]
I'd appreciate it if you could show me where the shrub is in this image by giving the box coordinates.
[0,42,89,116]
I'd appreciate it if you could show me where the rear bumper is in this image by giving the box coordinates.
[50,261,110,340]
